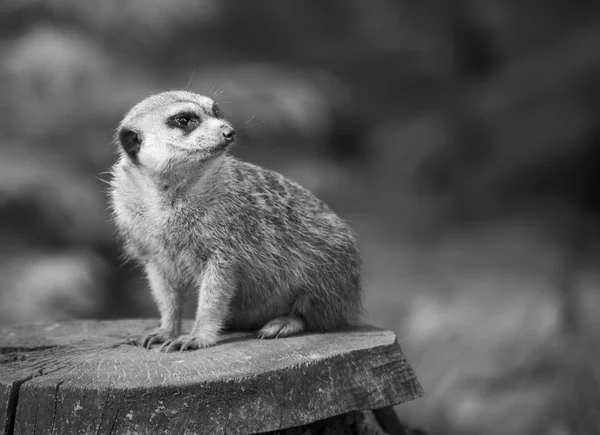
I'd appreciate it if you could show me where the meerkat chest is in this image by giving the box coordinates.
[112,178,208,269]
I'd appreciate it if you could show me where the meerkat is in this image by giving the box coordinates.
[109,90,363,352]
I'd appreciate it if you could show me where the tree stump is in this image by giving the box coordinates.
[0,320,423,435]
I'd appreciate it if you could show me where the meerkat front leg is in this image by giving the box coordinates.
[161,258,233,352]
[141,263,183,349]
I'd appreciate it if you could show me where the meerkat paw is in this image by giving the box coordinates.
[159,334,216,352]
[257,316,305,339]
[141,328,175,349]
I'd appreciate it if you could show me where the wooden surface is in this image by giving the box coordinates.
[0,320,423,435]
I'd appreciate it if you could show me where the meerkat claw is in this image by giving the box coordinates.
[257,316,304,339]
[160,335,213,353]
[141,328,171,349]
[158,338,175,352]
[164,340,183,353]
[180,339,200,352]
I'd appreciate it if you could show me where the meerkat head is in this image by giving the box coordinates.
[116,91,235,174]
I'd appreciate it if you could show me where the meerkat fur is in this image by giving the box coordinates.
[109,91,363,352]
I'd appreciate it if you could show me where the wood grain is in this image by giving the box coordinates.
[0,320,423,435]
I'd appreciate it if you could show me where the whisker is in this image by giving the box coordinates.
[95,175,112,186]
[212,84,227,98]
[243,120,267,128]
[207,80,220,95]
[185,70,196,90]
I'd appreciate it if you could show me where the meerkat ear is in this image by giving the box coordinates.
[118,128,142,163]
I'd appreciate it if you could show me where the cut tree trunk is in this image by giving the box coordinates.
[0,320,423,435]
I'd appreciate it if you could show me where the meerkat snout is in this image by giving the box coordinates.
[221,125,236,143]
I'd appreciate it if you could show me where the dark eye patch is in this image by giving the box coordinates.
[166,111,200,131]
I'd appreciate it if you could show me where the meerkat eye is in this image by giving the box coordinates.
[168,113,199,130]
[212,104,221,118]
[174,116,191,127]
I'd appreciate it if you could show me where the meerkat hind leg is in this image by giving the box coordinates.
[257,316,305,339]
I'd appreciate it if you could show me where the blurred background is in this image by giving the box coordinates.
[1,0,600,433]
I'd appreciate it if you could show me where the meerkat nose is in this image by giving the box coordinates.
[221,126,236,143]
